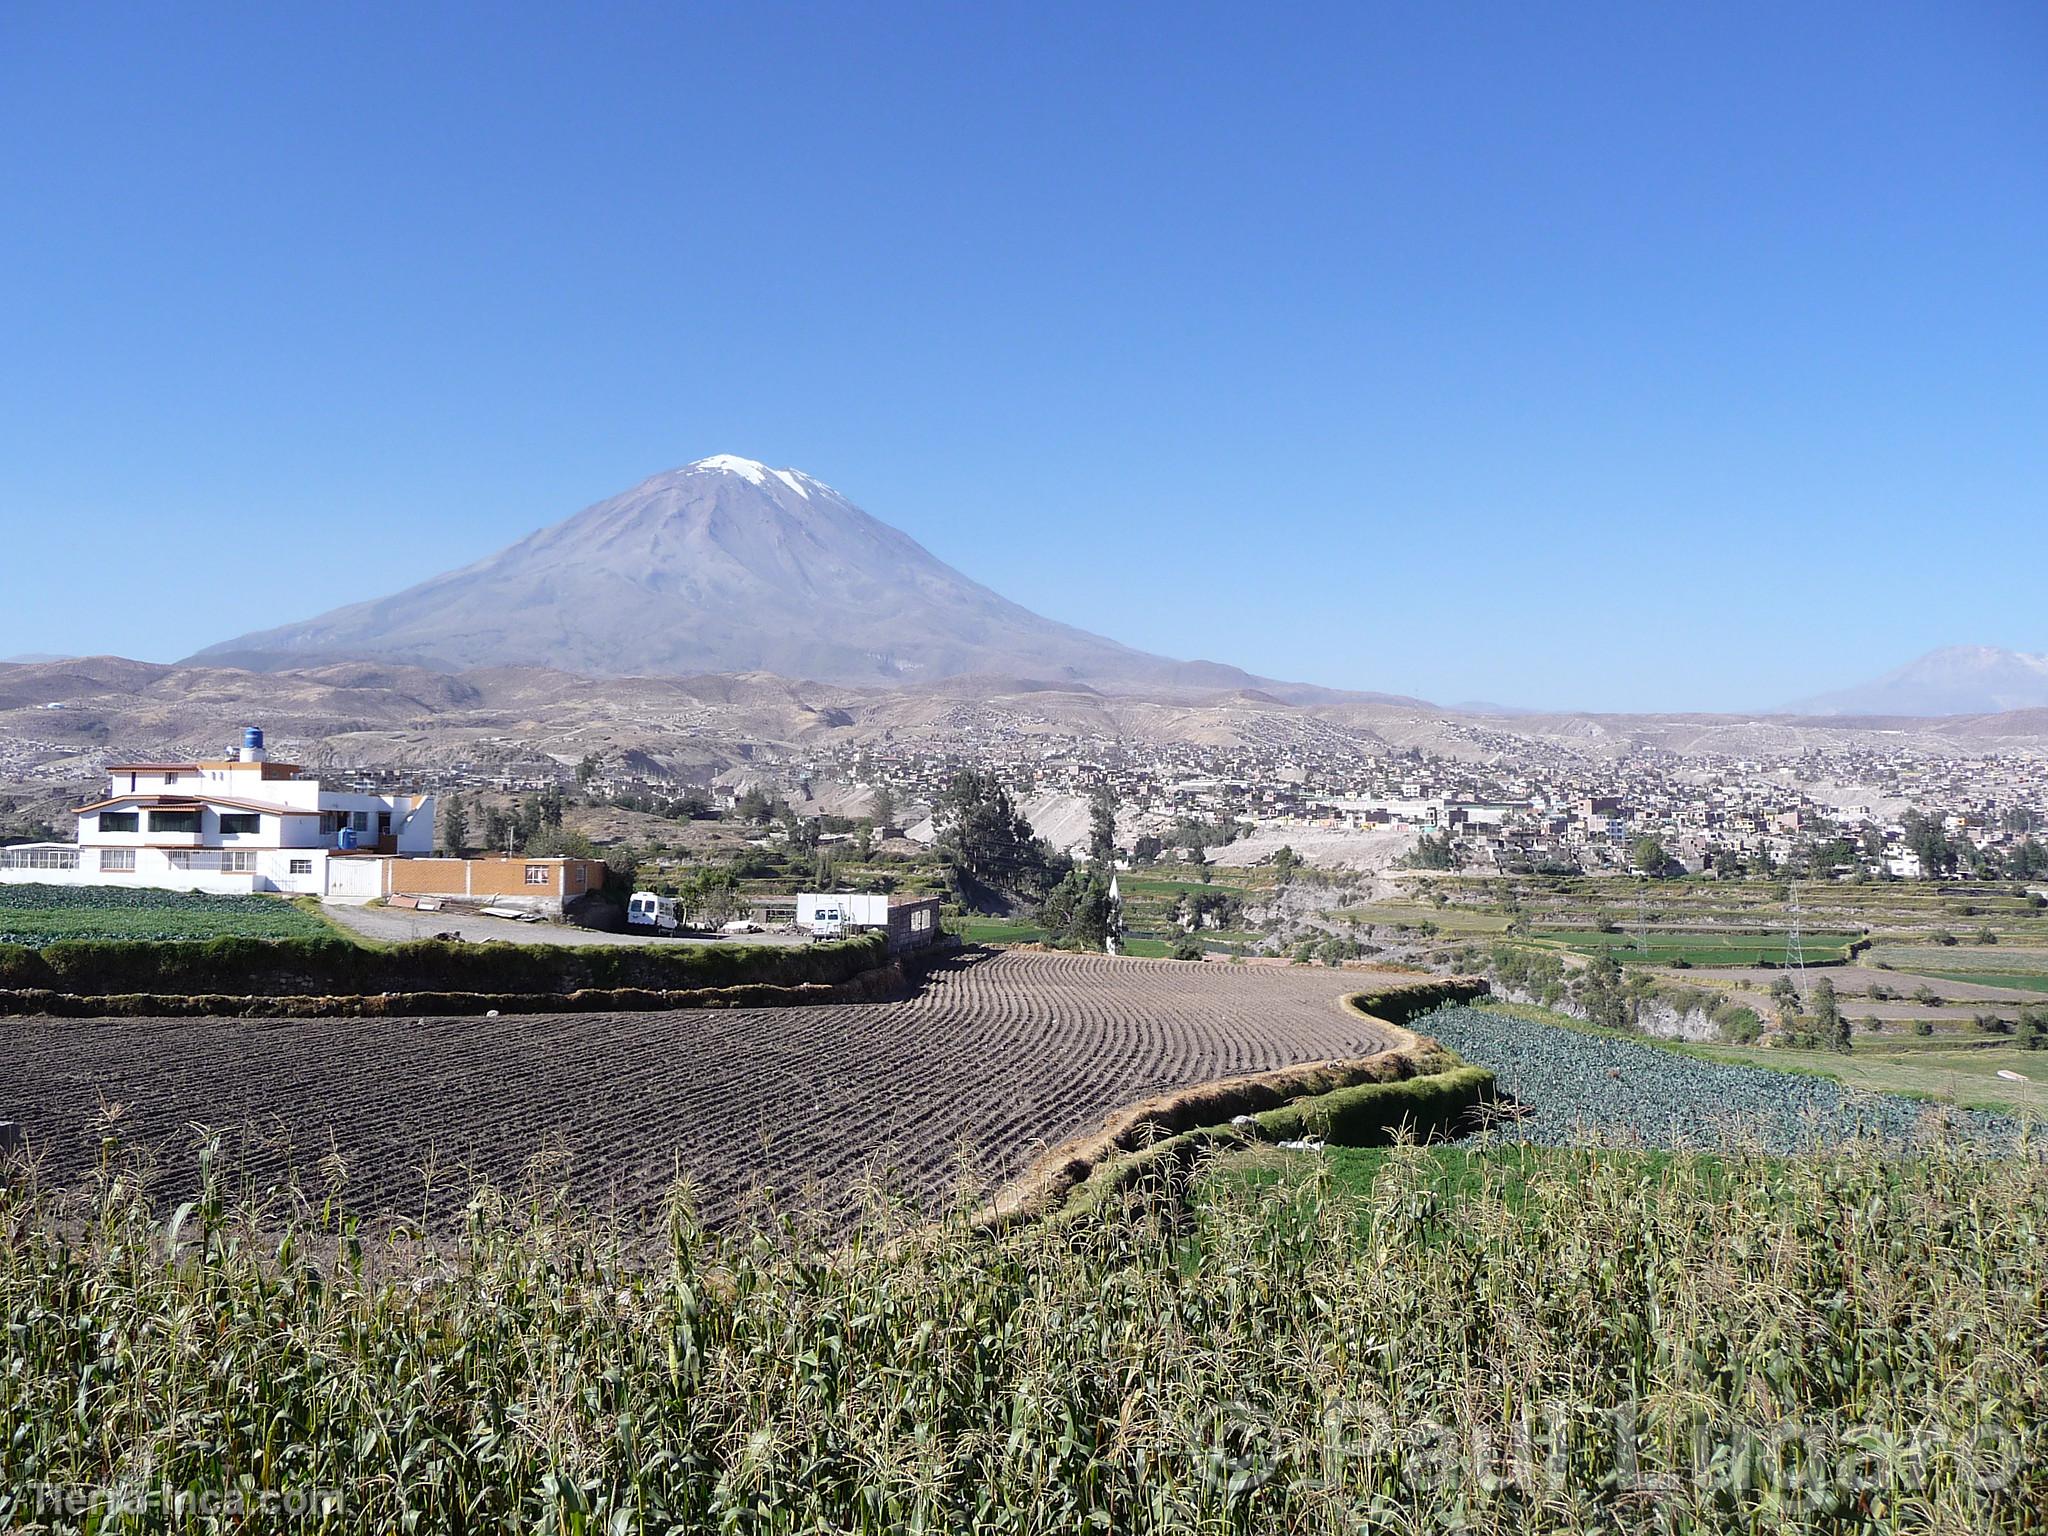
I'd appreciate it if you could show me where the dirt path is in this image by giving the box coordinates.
[6,950,1397,1231]
[322,902,807,949]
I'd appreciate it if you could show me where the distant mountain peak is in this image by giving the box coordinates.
[1789,644,2048,717]
[186,459,1277,693]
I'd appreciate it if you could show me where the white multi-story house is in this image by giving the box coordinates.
[0,728,434,897]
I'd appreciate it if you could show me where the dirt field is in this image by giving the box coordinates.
[3,950,1397,1230]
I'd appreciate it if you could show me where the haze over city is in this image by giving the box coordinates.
[4,2,2044,710]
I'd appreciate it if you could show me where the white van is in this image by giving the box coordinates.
[626,892,682,932]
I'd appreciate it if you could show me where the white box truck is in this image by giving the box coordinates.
[796,892,889,938]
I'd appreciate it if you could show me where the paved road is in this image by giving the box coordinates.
[8,949,1396,1231]
[322,901,807,949]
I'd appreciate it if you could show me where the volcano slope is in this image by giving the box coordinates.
[7,950,1401,1230]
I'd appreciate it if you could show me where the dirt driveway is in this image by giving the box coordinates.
[323,901,806,949]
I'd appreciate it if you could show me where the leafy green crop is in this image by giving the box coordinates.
[1419,1002,2031,1153]
[0,882,333,946]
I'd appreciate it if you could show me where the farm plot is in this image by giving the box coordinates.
[1531,928,1861,966]
[0,882,334,946]
[4,950,1398,1231]
[1418,1003,2030,1154]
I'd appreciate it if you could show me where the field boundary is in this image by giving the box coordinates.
[0,929,920,1003]
[978,976,1492,1229]
[0,959,921,1019]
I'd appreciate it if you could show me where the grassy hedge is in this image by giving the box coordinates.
[1250,1063,1497,1145]
[0,930,889,997]
[0,961,914,1018]
[1342,975,1490,1027]
[1057,1064,1497,1222]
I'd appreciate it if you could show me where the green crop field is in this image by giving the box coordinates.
[1529,928,1860,966]
[953,915,1046,945]
[1468,998,2048,1120]
[0,882,338,947]
[2,1137,2039,1532]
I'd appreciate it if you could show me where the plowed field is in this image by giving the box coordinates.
[4,950,1398,1228]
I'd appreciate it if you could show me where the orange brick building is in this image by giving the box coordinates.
[376,855,606,911]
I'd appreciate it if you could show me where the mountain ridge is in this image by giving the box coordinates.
[1787,645,2048,717]
[190,456,1316,697]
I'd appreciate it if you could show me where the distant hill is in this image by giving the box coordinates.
[1789,645,2048,717]
[190,456,1293,694]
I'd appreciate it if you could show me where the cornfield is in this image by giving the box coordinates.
[1,1137,2041,1533]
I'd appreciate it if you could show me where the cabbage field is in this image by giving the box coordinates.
[1421,1002,2033,1154]
[0,882,335,946]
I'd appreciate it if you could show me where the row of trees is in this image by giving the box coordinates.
[440,789,571,858]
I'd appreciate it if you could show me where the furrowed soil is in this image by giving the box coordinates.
[5,950,1399,1230]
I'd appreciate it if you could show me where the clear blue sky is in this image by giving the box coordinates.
[2,2,2043,711]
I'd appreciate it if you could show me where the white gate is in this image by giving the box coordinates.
[324,856,386,899]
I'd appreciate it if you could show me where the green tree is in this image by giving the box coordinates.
[1813,976,1849,1053]
[480,804,511,854]
[440,793,469,856]
[2006,838,2048,879]
[1169,933,1207,962]
[679,865,741,928]
[575,753,600,788]
[537,786,566,831]
[1087,787,1117,867]
[2017,1007,2047,1051]
[1901,811,1956,878]
[1578,951,1628,1031]
[934,770,1063,900]
[1770,974,1800,1027]
[524,826,598,859]
[1404,832,1456,871]
[1037,865,1115,951]
[1631,836,1668,876]
[1271,845,1298,885]
[869,784,897,828]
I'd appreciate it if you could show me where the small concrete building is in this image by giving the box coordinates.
[796,891,943,950]
[382,854,607,915]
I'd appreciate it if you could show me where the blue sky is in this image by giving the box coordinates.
[2,2,2042,711]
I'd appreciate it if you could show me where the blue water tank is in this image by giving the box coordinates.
[243,726,265,752]
[337,827,358,850]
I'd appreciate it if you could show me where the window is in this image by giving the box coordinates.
[99,849,136,872]
[217,813,261,836]
[166,850,256,872]
[569,865,585,889]
[162,773,180,785]
[98,811,139,834]
[524,864,550,886]
[350,811,370,833]
[148,810,200,834]
[289,858,313,876]
[911,908,931,931]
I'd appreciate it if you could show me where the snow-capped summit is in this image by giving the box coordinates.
[188,459,1259,689]
[687,455,829,501]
